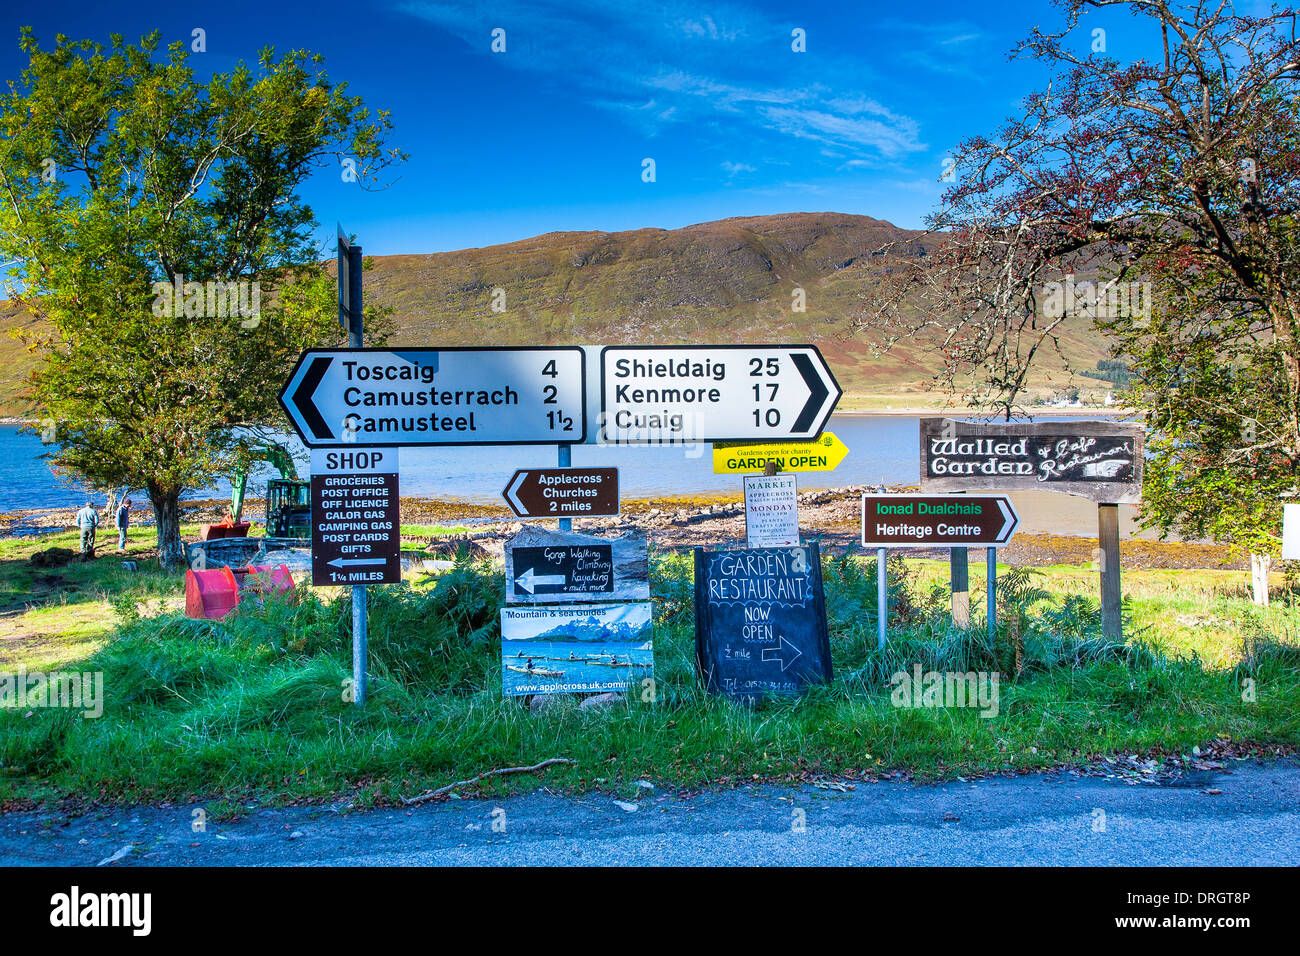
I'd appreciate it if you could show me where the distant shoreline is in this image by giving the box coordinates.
[1,407,1139,427]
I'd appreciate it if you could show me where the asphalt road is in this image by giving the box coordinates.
[2,761,1296,866]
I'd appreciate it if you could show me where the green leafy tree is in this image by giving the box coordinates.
[0,30,402,569]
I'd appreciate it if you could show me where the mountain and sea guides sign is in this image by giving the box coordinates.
[861,494,1019,548]
[693,543,832,704]
[503,528,649,604]
[919,418,1144,503]
[502,467,619,518]
[310,448,401,586]
[500,603,654,697]
[599,345,841,444]
[280,347,587,447]
[713,432,849,474]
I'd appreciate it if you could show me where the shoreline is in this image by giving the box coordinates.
[0,407,1139,426]
[1,488,1244,572]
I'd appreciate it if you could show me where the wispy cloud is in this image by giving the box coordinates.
[874,18,990,78]
[397,0,925,161]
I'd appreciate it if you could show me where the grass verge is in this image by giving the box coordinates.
[1,545,1297,809]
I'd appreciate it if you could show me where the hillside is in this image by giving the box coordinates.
[0,212,1109,417]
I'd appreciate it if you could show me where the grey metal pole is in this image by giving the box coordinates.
[352,587,367,705]
[347,240,367,706]
[986,547,997,640]
[557,443,572,531]
[876,546,887,651]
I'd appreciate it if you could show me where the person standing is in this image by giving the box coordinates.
[75,500,99,557]
[115,497,132,553]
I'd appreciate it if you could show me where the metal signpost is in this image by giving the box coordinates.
[862,493,1021,646]
[919,418,1143,639]
[338,229,369,704]
[599,345,841,444]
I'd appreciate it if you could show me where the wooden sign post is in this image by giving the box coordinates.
[919,419,1143,640]
[1098,503,1122,638]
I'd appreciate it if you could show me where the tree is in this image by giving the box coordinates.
[0,31,402,569]
[854,1,1300,591]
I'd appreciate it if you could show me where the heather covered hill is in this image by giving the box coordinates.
[0,212,1109,416]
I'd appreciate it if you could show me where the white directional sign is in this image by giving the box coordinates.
[599,345,841,444]
[280,347,586,447]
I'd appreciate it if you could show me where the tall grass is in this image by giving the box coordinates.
[1,550,1296,806]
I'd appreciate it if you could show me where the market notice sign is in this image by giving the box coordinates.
[861,494,1019,548]
[310,447,401,586]
[744,473,799,548]
[500,603,654,697]
[919,418,1144,504]
[693,544,832,704]
[713,432,849,474]
[504,527,649,604]
[280,347,586,447]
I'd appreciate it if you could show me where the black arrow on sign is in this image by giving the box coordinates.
[293,356,335,441]
[791,352,830,433]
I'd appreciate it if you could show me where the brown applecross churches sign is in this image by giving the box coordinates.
[919,418,1144,504]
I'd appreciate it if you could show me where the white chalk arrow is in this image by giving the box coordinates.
[328,557,386,568]
[761,635,803,673]
[515,568,567,594]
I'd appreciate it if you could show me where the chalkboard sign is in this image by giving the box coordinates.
[693,543,833,704]
[919,418,1144,504]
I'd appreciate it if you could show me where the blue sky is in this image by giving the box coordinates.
[1,0,1215,255]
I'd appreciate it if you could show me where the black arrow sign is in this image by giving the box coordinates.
[292,356,334,441]
[791,352,829,434]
